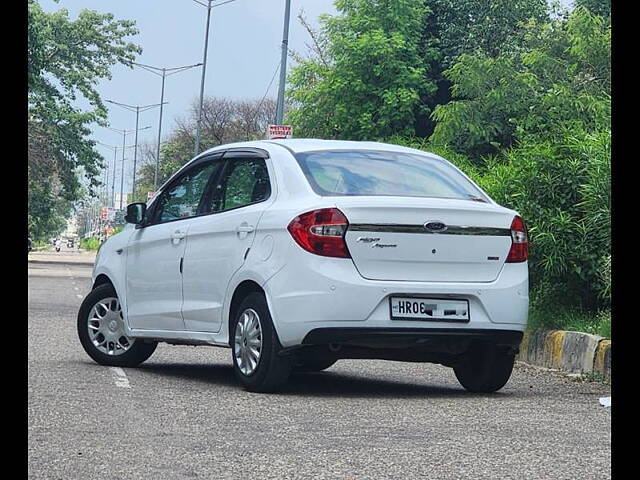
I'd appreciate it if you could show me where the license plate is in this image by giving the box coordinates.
[389,297,470,322]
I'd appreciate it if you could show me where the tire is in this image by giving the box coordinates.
[77,283,157,367]
[453,342,515,393]
[231,292,292,392]
[293,353,338,373]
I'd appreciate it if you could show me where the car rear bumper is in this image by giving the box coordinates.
[301,327,523,347]
[279,328,523,364]
[263,248,528,348]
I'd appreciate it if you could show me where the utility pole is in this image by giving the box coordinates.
[130,61,202,190]
[192,0,237,157]
[98,142,134,208]
[105,100,165,200]
[275,0,292,124]
[105,126,150,210]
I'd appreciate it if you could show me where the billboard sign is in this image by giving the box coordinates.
[267,125,293,140]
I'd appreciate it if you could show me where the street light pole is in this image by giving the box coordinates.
[105,100,165,201]
[105,126,151,209]
[195,0,212,157]
[129,61,202,190]
[98,142,130,208]
[134,106,140,198]
[275,0,292,124]
[156,69,166,190]
[120,131,126,210]
[192,0,238,156]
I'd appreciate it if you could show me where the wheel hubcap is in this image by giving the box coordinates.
[234,308,263,376]
[87,297,134,356]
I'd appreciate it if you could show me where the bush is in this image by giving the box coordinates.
[80,237,102,251]
[480,130,610,310]
[528,304,610,338]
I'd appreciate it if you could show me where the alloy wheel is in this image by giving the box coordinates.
[87,297,134,356]
[234,308,263,376]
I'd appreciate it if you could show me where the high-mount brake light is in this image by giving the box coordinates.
[506,215,528,263]
[287,208,351,258]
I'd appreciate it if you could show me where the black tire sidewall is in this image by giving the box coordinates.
[77,284,157,367]
[454,343,515,393]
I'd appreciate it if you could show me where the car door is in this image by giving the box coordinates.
[125,156,223,331]
[181,151,274,332]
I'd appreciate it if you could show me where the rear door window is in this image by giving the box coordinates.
[206,157,271,213]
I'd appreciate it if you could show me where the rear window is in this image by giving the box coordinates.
[294,150,487,201]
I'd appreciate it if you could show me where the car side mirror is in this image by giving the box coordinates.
[125,202,146,226]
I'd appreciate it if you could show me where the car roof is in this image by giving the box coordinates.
[198,138,443,159]
[265,138,440,157]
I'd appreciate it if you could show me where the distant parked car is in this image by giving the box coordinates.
[77,139,528,393]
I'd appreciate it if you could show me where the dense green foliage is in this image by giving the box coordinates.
[431,6,610,158]
[80,237,102,251]
[288,1,610,333]
[28,0,140,240]
[287,0,547,138]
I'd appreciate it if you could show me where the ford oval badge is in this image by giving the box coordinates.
[424,221,447,232]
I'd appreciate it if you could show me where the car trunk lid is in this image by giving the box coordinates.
[338,196,515,283]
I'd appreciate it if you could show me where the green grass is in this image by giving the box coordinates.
[569,372,611,385]
[31,240,50,250]
[79,237,102,251]
[528,305,611,339]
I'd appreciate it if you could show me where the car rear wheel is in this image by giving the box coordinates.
[231,292,292,392]
[453,342,515,393]
[77,284,157,367]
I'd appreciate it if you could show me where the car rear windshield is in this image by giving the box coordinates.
[294,150,488,201]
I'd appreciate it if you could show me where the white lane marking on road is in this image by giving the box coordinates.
[110,367,131,389]
[76,294,83,299]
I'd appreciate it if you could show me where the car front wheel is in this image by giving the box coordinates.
[77,284,157,367]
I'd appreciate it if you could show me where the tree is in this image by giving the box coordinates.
[430,6,610,158]
[287,0,547,139]
[28,0,140,240]
[574,0,610,18]
[287,0,436,140]
[133,97,276,202]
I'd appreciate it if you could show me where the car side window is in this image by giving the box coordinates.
[209,158,271,213]
[150,161,220,225]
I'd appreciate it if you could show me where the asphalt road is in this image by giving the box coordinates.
[28,257,611,480]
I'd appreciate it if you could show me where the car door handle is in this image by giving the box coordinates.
[170,231,186,243]
[236,224,255,233]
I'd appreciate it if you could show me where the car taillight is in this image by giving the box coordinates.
[287,208,351,258]
[506,215,528,263]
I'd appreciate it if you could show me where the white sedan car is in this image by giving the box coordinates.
[78,139,528,393]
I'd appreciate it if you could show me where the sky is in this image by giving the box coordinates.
[38,0,574,200]
[39,0,338,198]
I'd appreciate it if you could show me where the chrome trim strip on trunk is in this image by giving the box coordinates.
[348,224,511,236]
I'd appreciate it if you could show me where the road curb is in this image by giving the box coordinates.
[28,259,95,267]
[517,329,611,378]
